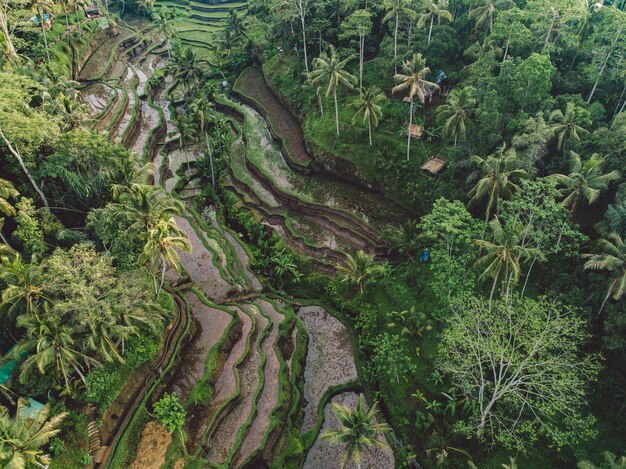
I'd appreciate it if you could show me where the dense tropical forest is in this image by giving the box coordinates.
[0,0,625,466]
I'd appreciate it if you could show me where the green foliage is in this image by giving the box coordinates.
[13,197,47,259]
[153,392,186,432]
[438,295,601,452]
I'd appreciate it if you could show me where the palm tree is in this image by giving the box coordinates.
[435,87,476,146]
[393,53,439,161]
[308,47,357,136]
[224,9,246,41]
[15,309,99,394]
[550,152,620,213]
[110,183,184,234]
[322,394,390,469]
[578,451,626,469]
[475,217,541,304]
[0,255,45,322]
[0,398,67,469]
[169,114,196,174]
[337,250,386,293]
[0,178,18,247]
[351,87,386,146]
[171,47,206,95]
[583,232,626,317]
[417,0,452,45]
[139,218,191,300]
[153,7,176,58]
[467,144,528,225]
[31,0,55,63]
[548,102,591,152]
[383,0,417,72]
[189,97,217,189]
[470,0,512,40]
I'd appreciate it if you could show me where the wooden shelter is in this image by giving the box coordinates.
[409,124,423,139]
[421,156,447,174]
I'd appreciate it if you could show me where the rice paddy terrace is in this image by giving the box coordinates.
[154,0,247,55]
[79,14,396,469]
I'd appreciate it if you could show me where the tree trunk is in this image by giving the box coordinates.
[544,10,556,46]
[359,34,364,93]
[0,8,17,60]
[41,17,50,63]
[428,15,434,45]
[0,231,11,248]
[317,90,324,115]
[76,6,83,37]
[587,28,622,104]
[488,269,499,308]
[300,11,309,73]
[406,100,413,161]
[502,36,510,63]
[156,258,166,300]
[368,118,372,146]
[613,84,626,118]
[394,12,399,73]
[205,131,215,190]
[0,127,49,208]
[520,253,538,298]
[597,281,615,318]
[334,88,340,136]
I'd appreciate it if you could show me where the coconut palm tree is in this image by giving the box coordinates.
[337,250,386,293]
[322,394,390,469]
[189,96,217,189]
[0,398,67,469]
[308,46,357,136]
[583,232,626,317]
[435,87,476,146]
[15,309,99,394]
[153,7,176,58]
[351,87,386,146]
[393,53,439,161]
[578,451,626,469]
[474,217,541,304]
[139,218,191,300]
[169,114,196,174]
[470,0,512,39]
[383,0,417,72]
[171,47,206,95]
[31,0,55,63]
[467,144,528,225]
[550,152,620,213]
[0,255,46,323]
[224,9,246,42]
[110,183,184,234]
[548,102,591,152]
[417,0,452,45]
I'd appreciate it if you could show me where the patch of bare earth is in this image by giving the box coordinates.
[297,306,358,433]
[131,421,172,469]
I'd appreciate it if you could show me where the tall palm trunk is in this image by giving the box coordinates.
[587,27,623,104]
[368,117,372,146]
[520,253,538,298]
[75,6,83,37]
[488,269,499,308]
[334,87,340,136]
[299,7,309,72]
[40,12,50,63]
[0,127,49,208]
[0,8,17,60]
[428,15,434,44]
[406,100,413,161]
[359,34,364,93]
[156,258,166,300]
[204,131,215,189]
[597,280,616,318]
[394,12,399,73]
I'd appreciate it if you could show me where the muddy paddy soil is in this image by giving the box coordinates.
[297,306,358,434]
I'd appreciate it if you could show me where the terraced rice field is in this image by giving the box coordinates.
[79,11,396,468]
[154,0,247,53]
